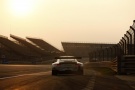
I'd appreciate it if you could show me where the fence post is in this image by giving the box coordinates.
[98,50,101,61]
[113,45,119,58]
[106,48,109,61]
[94,52,97,61]
[130,26,135,55]
[102,49,104,61]
[89,52,91,62]
[127,31,132,54]
[121,40,124,55]
[122,37,126,55]
[110,47,113,60]
[124,34,129,55]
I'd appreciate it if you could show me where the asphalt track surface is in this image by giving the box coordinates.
[0,65,94,90]
[0,64,134,90]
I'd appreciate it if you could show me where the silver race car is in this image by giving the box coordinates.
[52,56,83,75]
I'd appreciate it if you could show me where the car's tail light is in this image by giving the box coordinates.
[76,63,81,66]
[76,63,83,67]
[56,64,60,66]
[55,63,60,66]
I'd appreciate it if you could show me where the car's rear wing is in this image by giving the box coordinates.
[55,56,82,59]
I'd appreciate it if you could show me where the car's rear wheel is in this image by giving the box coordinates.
[77,70,83,75]
[52,70,57,76]
[52,70,58,75]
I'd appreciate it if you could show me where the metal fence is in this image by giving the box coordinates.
[89,20,135,74]
[89,20,135,61]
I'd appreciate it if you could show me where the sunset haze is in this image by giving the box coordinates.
[0,0,135,49]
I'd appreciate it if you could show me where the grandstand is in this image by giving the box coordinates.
[62,42,116,57]
[26,37,62,53]
[0,35,64,64]
[0,35,61,63]
[0,43,12,58]
[10,34,47,56]
[0,43,23,62]
[0,35,32,56]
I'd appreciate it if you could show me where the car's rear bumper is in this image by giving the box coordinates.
[52,67,83,75]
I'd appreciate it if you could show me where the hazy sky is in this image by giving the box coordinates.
[0,0,135,50]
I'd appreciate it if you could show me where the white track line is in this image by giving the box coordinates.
[82,69,96,90]
[0,71,51,80]
[82,76,96,90]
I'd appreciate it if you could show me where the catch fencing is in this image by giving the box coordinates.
[89,20,135,74]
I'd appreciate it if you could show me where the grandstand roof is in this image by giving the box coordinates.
[0,35,38,57]
[10,34,46,55]
[62,42,116,57]
[26,37,61,53]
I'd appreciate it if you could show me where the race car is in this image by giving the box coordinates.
[52,56,83,75]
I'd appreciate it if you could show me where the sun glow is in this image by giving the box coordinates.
[9,0,35,17]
